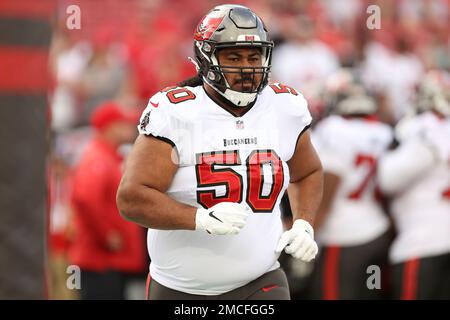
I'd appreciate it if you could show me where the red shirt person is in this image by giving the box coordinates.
[69,101,146,299]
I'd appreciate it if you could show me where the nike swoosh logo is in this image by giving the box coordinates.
[150,101,159,108]
[261,284,278,293]
[209,211,222,223]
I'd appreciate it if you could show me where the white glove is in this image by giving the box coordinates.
[275,219,318,262]
[195,202,250,235]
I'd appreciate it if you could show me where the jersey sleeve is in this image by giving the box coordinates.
[395,113,449,161]
[274,86,313,161]
[138,91,178,148]
[291,92,313,130]
[394,116,421,143]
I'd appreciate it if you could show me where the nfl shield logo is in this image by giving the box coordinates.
[140,111,151,130]
[236,120,244,130]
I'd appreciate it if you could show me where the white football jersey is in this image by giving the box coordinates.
[312,115,393,246]
[138,83,312,295]
[382,112,450,264]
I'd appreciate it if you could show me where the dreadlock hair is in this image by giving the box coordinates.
[177,75,203,87]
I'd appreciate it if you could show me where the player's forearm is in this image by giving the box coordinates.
[287,167,323,226]
[312,172,340,230]
[116,183,197,230]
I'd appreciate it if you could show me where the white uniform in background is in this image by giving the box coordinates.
[312,115,393,246]
[138,83,311,295]
[377,112,450,264]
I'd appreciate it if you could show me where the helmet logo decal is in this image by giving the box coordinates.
[194,16,225,41]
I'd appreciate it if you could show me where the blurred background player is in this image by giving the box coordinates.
[271,14,339,117]
[377,70,450,300]
[69,101,147,299]
[306,69,393,299]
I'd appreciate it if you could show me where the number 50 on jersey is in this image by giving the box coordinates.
[196,149,285,213]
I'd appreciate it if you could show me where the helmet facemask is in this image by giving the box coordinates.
[199,41,273,107]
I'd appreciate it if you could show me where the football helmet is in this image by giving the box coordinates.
[416,69,450,117]
[192,4,273,107]
[323,68,377,116]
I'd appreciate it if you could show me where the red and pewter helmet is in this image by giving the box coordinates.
[192,4,274,107]
[323,68,377,116]
[416,69,450,117]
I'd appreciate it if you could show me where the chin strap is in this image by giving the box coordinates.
[223,88,257,107]
[204,78,257,107]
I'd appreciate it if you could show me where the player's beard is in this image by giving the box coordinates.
[232,76,261,93]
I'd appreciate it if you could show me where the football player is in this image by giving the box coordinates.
[116,4,323,300]
[377,70,450,299]
[307,69,394,299]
